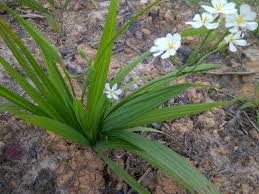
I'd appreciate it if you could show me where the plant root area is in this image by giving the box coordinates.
[0,0,258,193]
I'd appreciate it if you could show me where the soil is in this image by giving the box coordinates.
[0,0,258,193]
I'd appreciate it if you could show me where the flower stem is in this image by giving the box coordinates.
[186,29,212,65]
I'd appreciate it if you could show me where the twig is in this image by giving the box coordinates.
[207,72,256,75]
[242,110,259,132]
[20,13,45,19]
[127,167,152,194]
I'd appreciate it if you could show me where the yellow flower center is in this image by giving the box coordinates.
[229,36,235,43]
[215,4,222,11]
[168,42,174,49]
[236,16,245,25]
[201,16,207,24]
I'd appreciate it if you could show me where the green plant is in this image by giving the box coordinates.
[0,0,239,193]
[14,0,71,33]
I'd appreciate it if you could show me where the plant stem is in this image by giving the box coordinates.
[186,29,212,65]
[170,56,183,67]
[196,47,219,65]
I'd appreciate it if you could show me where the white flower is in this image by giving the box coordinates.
[105,83,122,101]
[224,31,247,52]
[202,0,237,15]
[225,4,258,33]
[186,12,219,29]
[150,33,181,59]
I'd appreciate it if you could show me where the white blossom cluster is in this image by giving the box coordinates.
[106,0,258,101]
[186,0,258,52]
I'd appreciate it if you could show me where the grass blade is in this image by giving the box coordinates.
[0,103,89,145]
[0,85,43,115]
[15,0,51,15]
[0,2,74,101]
[112,131,219,194]
[84,0,118,141]
[104,83,192,131]
[110,64,223,110]
[122,101,232,128]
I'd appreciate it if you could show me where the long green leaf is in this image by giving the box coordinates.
[97,151,149,194]
[0,85,42,115]
[0,55,62,120]
[104,83,192,131]
[84,0,118,141]
[0,103,89,145]
[0,19,79,127]
[109,64,223,113]
[0,2,74,103]
[122,101,231,128]
[111,131,219,194]
[0,20,46,94]
[15,0,51,15]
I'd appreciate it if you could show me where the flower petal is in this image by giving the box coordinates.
[220,0,227,5]
[235,39,247,46]
[112,83,118,91]
[154,37,167,46]
[202,12,214,22]
[193,14,201,22]
[166,33,174,42]
[161,50,171,59]
[112,93,119,100]
[202,5,217,14]
[169,49,176,56]
[246,22,258,31]
[153,51,163,57]
[172,33,181,50]
[105,83,110,91]
[234,31,242,39]
[244,11,256,21]
[150,46,160,53]
[186,21,203,29]
[107,93,112,99]
[240,4,251,16]
[229,42,237,52]
[229,27,239,33]
[205,22,219,29]
[222,2,236,13]
[114,89,122,95]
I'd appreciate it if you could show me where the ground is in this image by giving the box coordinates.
[0,0,258,193]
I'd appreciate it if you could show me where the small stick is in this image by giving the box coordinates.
[127,167,152,194]
[242,110,259,132]
[20,13,45,19]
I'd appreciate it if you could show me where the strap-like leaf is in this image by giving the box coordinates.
[0,19,79,127]
[0,55,62,120]
[103,83,192,131]
[122,101,231,128]
[84,0,118,141]
[0,85,43,115]
[0,103,89,145]
[111,131,219,194]
[15,0,51,15]
[97,151,149,194]
[109,64,223,111]
[0,2,74,103]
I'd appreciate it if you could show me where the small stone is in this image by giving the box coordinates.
[141,28,151,35]
[164,10,174,23]
[135,31,143,39]
[241,183,251,194]
[170,118,193,134]
[0,141,5,151]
